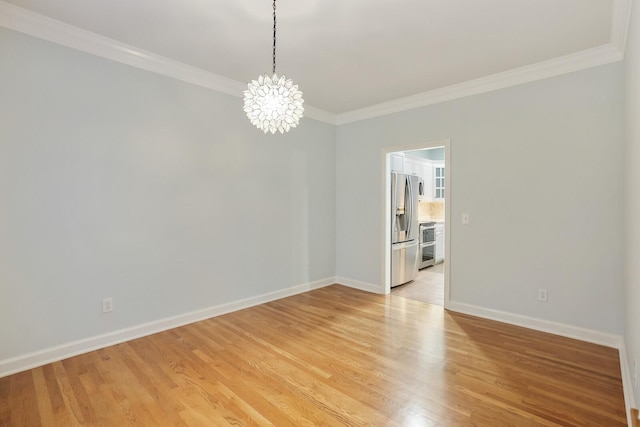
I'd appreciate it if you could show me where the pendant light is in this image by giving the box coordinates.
[243,0,304,134]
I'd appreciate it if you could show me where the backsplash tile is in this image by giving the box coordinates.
[418,201,445,221]
[418,201,431,219]
[430,201,444,220]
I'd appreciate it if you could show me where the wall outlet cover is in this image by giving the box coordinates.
[538,289,548,302]
[102,297,113,313]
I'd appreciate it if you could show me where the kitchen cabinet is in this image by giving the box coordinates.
[412,162,423,176]
[399,155,437,200]
[433,163,445,199]
[435,223,445,262]
[403,158,422,176]
[391,154,430,182]
[391,153,404,172]
[421,163,433,200]
[402,158,413,174]
[391,154,444,202]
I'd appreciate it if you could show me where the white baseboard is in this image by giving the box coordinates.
[0,277,334,379]
[620,341,638,427]
[334,276,382,294]
[448,301,622,348]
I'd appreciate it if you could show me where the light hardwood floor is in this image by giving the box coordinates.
[0,285,627,426]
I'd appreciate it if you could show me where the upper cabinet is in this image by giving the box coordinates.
[406,156,434,201]
[391,151,445,201]
[391,153,423,176]
[433,163,445,199]
[421,163,433,201]
[403,158,422,176]
[391,153,404,172]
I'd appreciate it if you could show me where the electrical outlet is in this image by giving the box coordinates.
[634,358,638,388]
[462,213,470,224]
[102,297,113,313]
[538,288,548,302]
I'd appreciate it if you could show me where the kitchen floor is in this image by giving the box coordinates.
[391,262,444,306]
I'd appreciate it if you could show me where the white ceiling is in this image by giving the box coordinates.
[0,0,623,116]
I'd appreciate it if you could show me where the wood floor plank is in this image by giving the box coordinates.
[7,370,41,427]
[0,284,627,426]
[31,368,55,426]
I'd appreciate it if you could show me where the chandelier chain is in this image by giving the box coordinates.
[272,0,277,74]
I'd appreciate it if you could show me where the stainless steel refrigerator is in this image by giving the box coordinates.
[391,172,419,287]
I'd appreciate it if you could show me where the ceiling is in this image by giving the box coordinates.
[0,0,626,118]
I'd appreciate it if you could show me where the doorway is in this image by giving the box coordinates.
[382,140,450,309]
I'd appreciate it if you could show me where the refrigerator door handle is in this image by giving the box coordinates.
[406,176,412,239]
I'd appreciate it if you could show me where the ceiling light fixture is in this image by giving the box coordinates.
[243,0,304,134]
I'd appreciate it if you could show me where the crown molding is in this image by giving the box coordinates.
[336,44,623,125]
[0,1,337,125]
[0,0,631,127]
[0,2,243,97]
[303,105,338,125]
[336,0,632,125]
[611,0,633,54]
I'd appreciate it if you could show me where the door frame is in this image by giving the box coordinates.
[381,139,451,309]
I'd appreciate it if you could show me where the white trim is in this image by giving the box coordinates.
[443,143,451,309]
[620,341,638,427]
[381,140,451,308]
[303,105,338,125]
[335,1,632,125]
[0,277,334,379]
[0,1,337,125]
[382,150,392,295]
[448,300,622,349]
[336,45,623,125]
[0,0,632,126]
[612,0,633,55]
[334,276,381,294]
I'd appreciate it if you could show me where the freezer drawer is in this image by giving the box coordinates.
[391,240,418,287]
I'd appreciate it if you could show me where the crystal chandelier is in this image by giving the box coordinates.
[243,0,304,134]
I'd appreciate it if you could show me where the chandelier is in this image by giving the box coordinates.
[243,0,304,134]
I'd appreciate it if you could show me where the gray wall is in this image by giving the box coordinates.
[625,0,640,408]
[0,28,336,360]
[336,63,624,334]
[0,21,630,366]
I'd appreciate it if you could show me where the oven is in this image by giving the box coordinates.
[419,222,436,269]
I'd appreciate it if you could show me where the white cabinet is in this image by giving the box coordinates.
[391,154,443,202]
[391,154,430,181]
[403,158,422,176]
[403,158,413,175]
[433,163,445,199]
[398,155,437,200]
[435,223,445,262]
[422,163,433,201]
[391,153,404,172]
